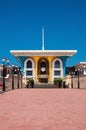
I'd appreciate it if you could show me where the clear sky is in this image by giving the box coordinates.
[0,0,86,66]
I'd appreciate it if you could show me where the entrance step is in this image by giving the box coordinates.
[34,83,59,88]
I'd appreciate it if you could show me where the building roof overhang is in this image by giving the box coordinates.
[10,50,77,57]
[74,62,86,68]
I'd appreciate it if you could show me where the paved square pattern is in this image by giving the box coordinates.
[0,89,86,130]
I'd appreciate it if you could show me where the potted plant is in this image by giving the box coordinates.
[26,78,34,88]
[54,78,63,88]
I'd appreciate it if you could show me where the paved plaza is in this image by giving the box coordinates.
[0,88,86,130]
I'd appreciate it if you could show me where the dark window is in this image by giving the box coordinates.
[26,60,32,68]
[26,71,32,76]
[54,60,60,68]
[54,70,61,76]
[41,62,46,67]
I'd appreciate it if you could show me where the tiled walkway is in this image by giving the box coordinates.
[0,89,86,130]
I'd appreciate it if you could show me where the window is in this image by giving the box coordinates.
[41,62,46,67]
[26,71,32,76]
[54,70,61,76]
[26,60,32,68]
[52,58,63,79]
[24,58,34,78]
[54,60,60,68]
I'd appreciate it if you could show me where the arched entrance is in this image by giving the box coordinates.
[38,58,49,83]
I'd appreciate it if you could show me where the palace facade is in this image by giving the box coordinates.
[10,50,77,83]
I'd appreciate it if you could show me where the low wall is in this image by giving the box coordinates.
[65,75,86,89]
[0,74,22,91]
[0,74,86,90]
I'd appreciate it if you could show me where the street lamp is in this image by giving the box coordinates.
[71,72,74,89]
[75,68,80,89]
[16,66,21,89]
[20,69,23,88]
[77,69,80,89]
[2,57,10,91]
[11,64,14,90]
[17,68,20,89]
[69,72,75,89]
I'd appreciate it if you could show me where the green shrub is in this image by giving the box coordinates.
[54,78,63,86]
[26,78,34,86]
[27,78,34,84]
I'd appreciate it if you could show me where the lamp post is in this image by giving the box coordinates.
[11,64,14,90]
[20,69,23,88]
[75,68,80,89]
[2,57,10,91]
[71,72,73,89]
[17,68,20,89]
[2,58,5,91]
[77,69,80,89]
[69,72,75,89]
[16,66,20,89]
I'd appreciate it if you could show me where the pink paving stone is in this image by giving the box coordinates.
[0,88,86,130]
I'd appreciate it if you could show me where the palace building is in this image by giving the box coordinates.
[10,28,77,84]
[10,50,77,84]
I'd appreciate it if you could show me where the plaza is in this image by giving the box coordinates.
[0,89,86,130]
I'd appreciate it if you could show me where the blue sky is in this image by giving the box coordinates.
[0,0,86,66]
